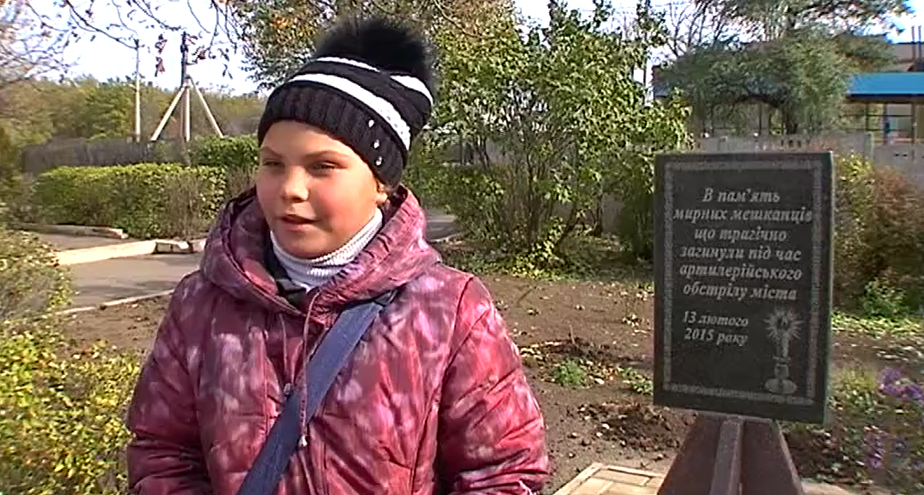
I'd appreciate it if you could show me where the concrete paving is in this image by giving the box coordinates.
[425,208,456,240]
[67,254,202,308]
[554,463,864,495]
[32,232,131,250]
[65,209,457,308]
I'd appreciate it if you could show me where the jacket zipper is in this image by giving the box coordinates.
[295,290,321,494]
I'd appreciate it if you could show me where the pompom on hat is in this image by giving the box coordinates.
[257,17,436,188]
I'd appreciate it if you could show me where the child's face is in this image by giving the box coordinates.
[256,120,388,259]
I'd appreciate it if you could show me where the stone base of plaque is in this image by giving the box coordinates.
[765,378,799,395]
[657,415,804,495]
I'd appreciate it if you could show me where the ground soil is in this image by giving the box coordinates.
[60,274,923,493]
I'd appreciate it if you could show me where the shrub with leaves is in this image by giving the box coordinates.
[0,125,34,225]
[32,163,225,239]
[863,168,924,311]
[433,2,689,269]
[190,135,258,171]
[833,155,924,314]
[161,170,223,241]
[0,227,72,321]
[833,155,877,308]
[0,192,137,493]
[0,124,20,196]
[190,135,259,200]
[0,319,140,494]
[403,134,457,209]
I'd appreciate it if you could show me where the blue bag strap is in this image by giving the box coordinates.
[236,290,396,495]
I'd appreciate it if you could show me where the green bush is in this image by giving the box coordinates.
[0,125,25,224]
[0,124,19,185]
[0,227,72,321]
[190,135,258,199]
[32,163,225,239]
[404,135,457,209]
[0,175,40,225]
[0,192,135,494]
[610,154,657,261]
[190,135,258,171]
[834,155,924,314]
[834,155,878,308]
[863,167,924,311]
[0,320,139,494]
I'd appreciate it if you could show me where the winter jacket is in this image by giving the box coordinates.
[125,187,550,495]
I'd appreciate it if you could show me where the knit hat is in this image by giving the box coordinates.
[257,17,436,188]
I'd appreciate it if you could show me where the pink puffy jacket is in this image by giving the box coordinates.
[125,187,550,495]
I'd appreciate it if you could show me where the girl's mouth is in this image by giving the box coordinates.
[280,214,318,227]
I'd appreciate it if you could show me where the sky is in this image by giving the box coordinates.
[31,0,924,96]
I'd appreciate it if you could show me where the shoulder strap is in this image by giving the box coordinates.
[236,290,396,495]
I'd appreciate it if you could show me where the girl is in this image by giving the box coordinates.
[125,16,549,495]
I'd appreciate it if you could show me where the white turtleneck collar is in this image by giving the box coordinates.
[270,208,384,291]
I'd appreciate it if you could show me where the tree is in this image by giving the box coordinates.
[431,0,689,265]
[0,76,265,150]
[659,0,909,134]
[231,0,516,87]
[698,0,911,40]
[21,0,490,88]
[79,81,136,139]
[0,0,68,90]
[662,0,733,59]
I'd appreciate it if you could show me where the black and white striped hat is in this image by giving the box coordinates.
[257,17,436,188]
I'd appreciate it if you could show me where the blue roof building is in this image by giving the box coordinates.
[848,72,924,102]
[652,71,924,102]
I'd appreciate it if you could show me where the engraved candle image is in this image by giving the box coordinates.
[764,307,802,395]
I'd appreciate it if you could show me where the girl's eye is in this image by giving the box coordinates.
[260,160,283,169]
[312,162,337,171]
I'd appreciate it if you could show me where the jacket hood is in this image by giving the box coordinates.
[199,185,441,315]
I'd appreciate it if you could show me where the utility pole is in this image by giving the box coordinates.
[180,31,191,143]
[133,38,142,143]
[150,31,224,142]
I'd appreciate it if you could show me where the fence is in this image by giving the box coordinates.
[697,133,875,156]
[873,144,924,185]
[697,132,924,185]
[19,138,191,176]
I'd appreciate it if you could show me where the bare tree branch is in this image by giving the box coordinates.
[0,0,70,90]
[661,0,733,60]
[10,0,507,89]
[19,0,240,79]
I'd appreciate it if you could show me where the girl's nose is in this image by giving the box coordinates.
[279,166,310,202]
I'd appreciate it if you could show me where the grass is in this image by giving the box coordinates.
[832,312,924,339]
[436,235,653,284]
[617,366,654,396]
[551,359,588,388]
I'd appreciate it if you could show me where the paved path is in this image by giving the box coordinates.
[67,209,457,308]
[554,463,861,495]
[68,254,202,307]
[32,232,131,250]
[425,208,456,240]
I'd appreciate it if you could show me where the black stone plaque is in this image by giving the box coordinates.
[653,152,834,424]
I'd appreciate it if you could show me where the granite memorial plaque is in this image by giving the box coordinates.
[653,152,834,424]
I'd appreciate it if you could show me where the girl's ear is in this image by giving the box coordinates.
[375,182,390,206]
